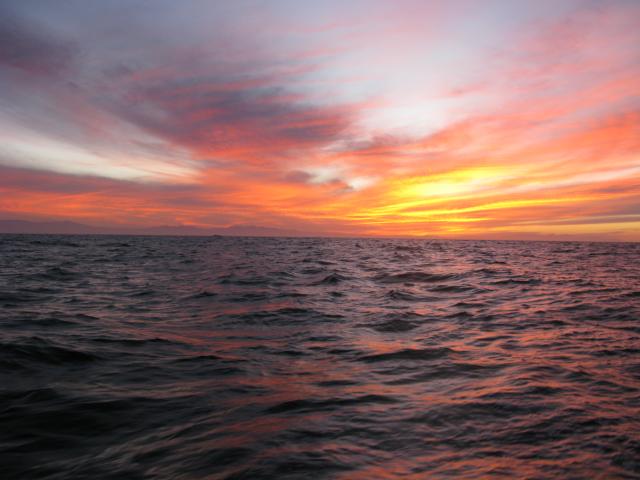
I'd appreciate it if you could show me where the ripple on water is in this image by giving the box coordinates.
[0,235,638,479]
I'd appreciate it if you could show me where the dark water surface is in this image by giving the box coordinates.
[1,235,639,479]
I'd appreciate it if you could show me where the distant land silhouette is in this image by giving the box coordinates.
[0,219,304,237]
[0,219,636,242]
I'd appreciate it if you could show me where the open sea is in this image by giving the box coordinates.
[1,234,639,479]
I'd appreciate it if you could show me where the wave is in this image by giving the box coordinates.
[90,336,179,347]
[313,272,349,285]
[369,318,419,333]
[375,271,458,283]
[358,347,455,363]
[265,394,400,414]
[32,266,81,282]
[428,284,475,293]
[385,289,425,301]
[0,291,48,304]
[0,337,100,366]
[185,290,218,300]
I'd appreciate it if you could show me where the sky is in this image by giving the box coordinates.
[0,0,638,240]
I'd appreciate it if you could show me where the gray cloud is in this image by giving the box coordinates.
[0,164,213,197]
[106,75,351,162]
[0,10,76,76]
[0,0,353,173]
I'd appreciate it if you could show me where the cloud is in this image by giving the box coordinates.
[0,10,76,76]
[0,164,208,197]
[0,0,638,240]
[112,76,353,163]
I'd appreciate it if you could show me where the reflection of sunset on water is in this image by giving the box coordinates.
[2,235,639,478]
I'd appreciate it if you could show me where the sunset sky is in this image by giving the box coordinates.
[0,0,638,240]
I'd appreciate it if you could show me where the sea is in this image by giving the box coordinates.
[1,234,639,479]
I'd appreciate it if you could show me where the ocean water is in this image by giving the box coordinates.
[1,234,639,479]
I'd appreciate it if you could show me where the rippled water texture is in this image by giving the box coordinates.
[1,235,639,479]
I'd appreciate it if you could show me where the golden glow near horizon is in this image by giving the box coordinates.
[0,1,639,240]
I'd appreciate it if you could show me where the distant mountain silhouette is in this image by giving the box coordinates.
[0,220,104,234]
[1,219,632,242]
[0,219,304,237]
